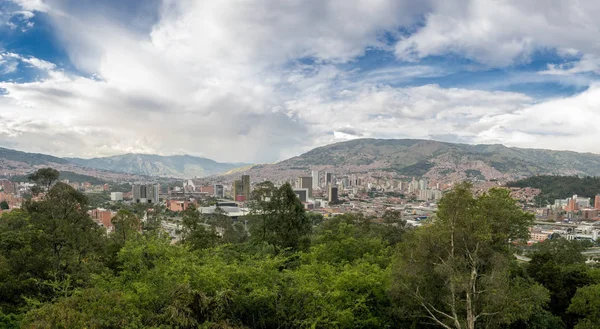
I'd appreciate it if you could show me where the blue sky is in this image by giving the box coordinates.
[1,0,600,162]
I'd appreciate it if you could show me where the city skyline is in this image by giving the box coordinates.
[2,1,600,163]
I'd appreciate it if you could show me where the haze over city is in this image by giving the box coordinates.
[1,0,600,163]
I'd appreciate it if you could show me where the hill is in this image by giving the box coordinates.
[506,175,600,206]
[66,154,251,178]
[10,171,106,185]
[0,147,149,182]
[240,139,600,182]
[0,147,68,169]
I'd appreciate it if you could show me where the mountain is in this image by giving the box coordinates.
[66,154,251,178]
[0,147,69,167]
[0,147,148,181]
[239,139,600,182]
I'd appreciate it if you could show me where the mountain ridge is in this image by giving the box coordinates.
[66,154,252,178]
[238,138,600,182]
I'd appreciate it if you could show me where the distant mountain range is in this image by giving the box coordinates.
[241,139,600,182]
[0,147,249,180]
[3,139,600,182]
[66,154,251,179]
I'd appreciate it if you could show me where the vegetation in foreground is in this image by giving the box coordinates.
[1,173,600,328]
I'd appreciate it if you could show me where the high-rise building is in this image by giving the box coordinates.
[132,184,160,204]
[242,175,251,199]
[419,179,428,191]
[293,188,309,203]
[232,180,242,198]
[298,176,312,198]
[311,170,319,189]
[326,172,333,186]
[328,185,339,203]
[214,184,224,198]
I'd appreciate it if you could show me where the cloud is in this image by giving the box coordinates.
[395,0,600,67]
[2,0,600,164]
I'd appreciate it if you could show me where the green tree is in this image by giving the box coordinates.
[27,168,60,193]
[568,284,600,329]
[180,205,219,250]
[249,182,311,253]
[0,183,107,313]
[0,201,8,210]
[528,238,595,327]
[110,209,140,244]
[391,183,547,329]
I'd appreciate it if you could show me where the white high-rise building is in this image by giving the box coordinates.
[419,179,428,191]
[311,170,319,189]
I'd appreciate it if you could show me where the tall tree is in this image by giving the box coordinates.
[0,183,107,313]
[568,284,600,329]
[528,238,595,327]
[249,182,311,253]
[27,168,60,193]
[111,209,140,244]
[180,205,219,250]
[391,183,547,329]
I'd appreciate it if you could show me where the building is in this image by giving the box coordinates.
[214,184,224,198]
[110,192,123,201]
[89,208,116,229]
[298,176,313,198]
[419,179,428,191]
[325,172,333,186]
[1,180,15,194]
[328,185,339,203]
[166,199,196,212]
[595,195,600,210]
[200,186,215,195]
[582,208,599,220]
[132,184,160,204]
[293,188,309,203]
[242,175,251,199]
[311,170,319,189]
[232,180,242,199]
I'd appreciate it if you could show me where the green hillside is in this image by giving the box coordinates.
[279,139,600,178]
[506,175,600,206]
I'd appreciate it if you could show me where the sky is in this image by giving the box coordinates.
[1,0,600,163]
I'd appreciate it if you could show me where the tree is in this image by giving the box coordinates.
[568,284,600,329]
[0,201,8,210]
[180,205,219,250]
[249,182,312,253]
[0,183,107,313]
[111,209,140,244]
[528,238,595,326]
[27,168,60,193]
[379,209,406,246]
[391,183,547,329]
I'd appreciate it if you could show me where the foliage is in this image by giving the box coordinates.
[249,183,311,253]
[27,168,60,194]
[0,201,8,210]
[4,176,600,328]
[391,183,543,329]
[86,192,111,208]
[527,238,597,327]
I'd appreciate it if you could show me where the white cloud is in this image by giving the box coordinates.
[3,0,600,163]
[475,84,600,153]
[395,0,600,68]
